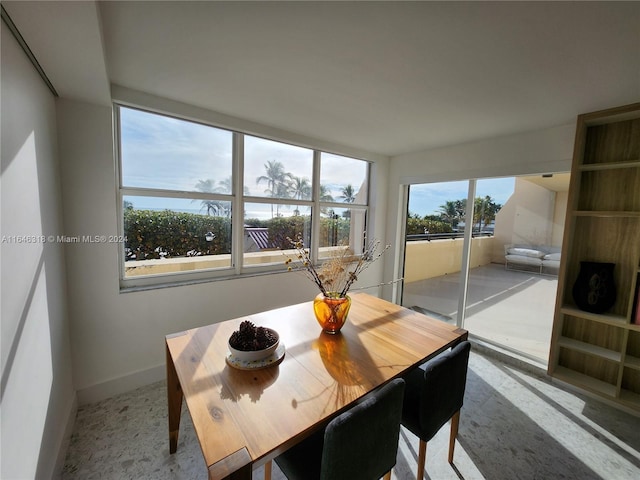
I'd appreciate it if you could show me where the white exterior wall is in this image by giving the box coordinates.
[552,190,568,248]
[491,178,561,262]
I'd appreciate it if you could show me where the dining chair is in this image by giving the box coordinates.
[268,377,405,480]
[401,340,471,480]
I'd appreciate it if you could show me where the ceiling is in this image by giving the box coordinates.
[3,1,639,157]
[522,173,570,193]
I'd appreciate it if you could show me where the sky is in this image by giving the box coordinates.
[119,107,368,219]
[408,177,516,217]
[120,106,516,220]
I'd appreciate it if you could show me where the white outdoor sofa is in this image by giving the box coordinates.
[504,244,561,275]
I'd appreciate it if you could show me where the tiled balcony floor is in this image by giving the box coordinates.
[402,263,558,363]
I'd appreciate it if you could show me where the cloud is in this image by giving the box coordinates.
[121,107,232,191]
[120,107,370,208]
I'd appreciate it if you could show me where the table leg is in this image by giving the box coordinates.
[208,448,253,480]
[216,464,252,480]
[166,342,183,454]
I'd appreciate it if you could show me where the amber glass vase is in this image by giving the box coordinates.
[313,293,351,334]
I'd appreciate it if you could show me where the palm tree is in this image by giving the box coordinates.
[438,200,460,228]
[289,175,311,216]
[474,195,501,232]
[256,160,288,217]
[216,177,232,194]
[217,176,250,196]
[338,184,356,203]
[319,184,334,203]
[256,160,287,196]
[337,184,357,219]
[319,185,335,216]
[195,179,216,216]
[194,179,230,217]
[454,199,466,221]
[195,179,216,193]
[289,175,311,201]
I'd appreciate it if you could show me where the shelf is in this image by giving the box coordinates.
[560,306,628,326]
[551,104,640,415]
[625,355,640,370]
[579,159,640,171]
[572,211,640,218]
[553,366,617,398]
[629,323,640,333]
[619,389,640,407]
[582,104,640,125]
[558,337,622,362]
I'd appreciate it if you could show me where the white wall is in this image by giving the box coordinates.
[383,124,575,301]
[510,179,557,246]
[552,190,568,248]
[491,178,559,262]
[1,26,75,479]
[57,96,390,404]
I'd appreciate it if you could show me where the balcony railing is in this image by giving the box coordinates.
[406,231,494,242]
[403,235,497,283]
[124,234,500,281]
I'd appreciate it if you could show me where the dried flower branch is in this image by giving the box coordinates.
[284,233,390,298]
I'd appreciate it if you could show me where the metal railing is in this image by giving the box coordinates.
[406,231,494,242]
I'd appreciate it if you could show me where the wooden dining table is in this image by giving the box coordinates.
[165,292,468,480]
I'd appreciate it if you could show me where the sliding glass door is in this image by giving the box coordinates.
[402,181,469,325]
[401,174,569,363]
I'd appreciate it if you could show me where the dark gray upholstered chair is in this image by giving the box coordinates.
[401,340,471,480]
[271,378,405,480]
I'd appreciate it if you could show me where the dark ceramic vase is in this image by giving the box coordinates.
[572,261,616,314]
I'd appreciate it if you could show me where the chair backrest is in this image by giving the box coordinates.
[419,340,471,440]
[320,378,405,480]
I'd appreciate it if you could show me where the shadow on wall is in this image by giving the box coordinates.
[2,24,74,478]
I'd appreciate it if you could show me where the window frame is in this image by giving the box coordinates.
[115,103,371,290]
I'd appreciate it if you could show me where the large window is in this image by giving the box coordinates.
[117,105,370,288]
[318,153,368,258]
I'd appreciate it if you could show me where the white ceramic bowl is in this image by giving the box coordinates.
[228,328,280,362]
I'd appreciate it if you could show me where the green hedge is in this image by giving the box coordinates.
[124,210,231,260]
[319,216,351,247]
[124,210,352,260]
[244,215,350,249]
[271,216,309,249]
[405,217,453,236]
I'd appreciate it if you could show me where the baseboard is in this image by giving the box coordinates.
[468,336,548,378]
[548,374,640,418]
[52,392,78,479]
[76,364,165,405]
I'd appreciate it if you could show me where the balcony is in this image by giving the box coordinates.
[403,235,557,363]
